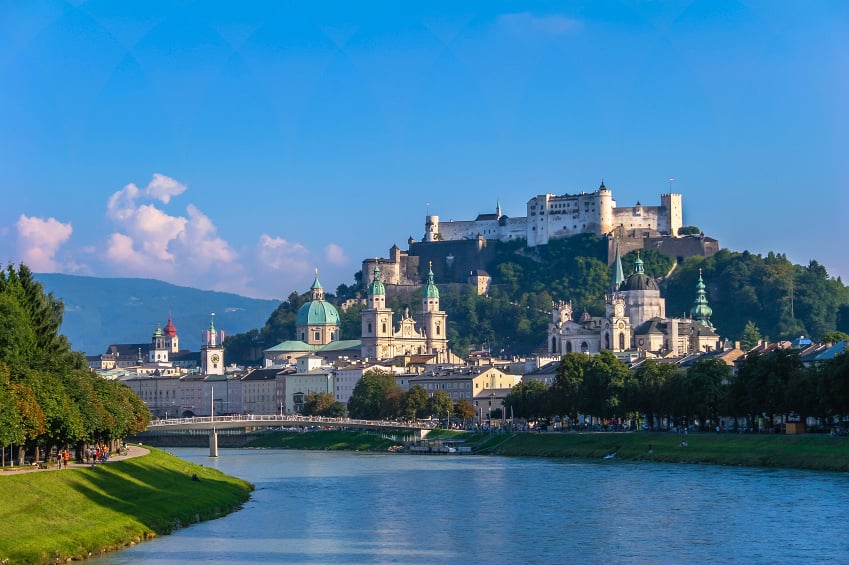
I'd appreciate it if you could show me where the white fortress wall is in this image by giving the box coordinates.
[611,205,664,232]
[497,217,527,241]
[436,219,480,241]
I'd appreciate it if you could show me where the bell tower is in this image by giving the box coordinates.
[201,313,225,375]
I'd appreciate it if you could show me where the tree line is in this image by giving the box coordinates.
[504,349,849,432]
[0,264,150,466]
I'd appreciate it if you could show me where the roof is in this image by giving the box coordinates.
[296,299,340,326]
[265,340,316,353]
[316,339,361,352]
[242,368,284,381]
[815,340,848,361]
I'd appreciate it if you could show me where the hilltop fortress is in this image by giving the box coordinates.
[364,182,719,288]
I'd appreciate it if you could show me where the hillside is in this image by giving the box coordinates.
[34,273,280,355]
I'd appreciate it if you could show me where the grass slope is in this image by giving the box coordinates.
[248,429,849,472]
[0,448,253,565]
[475,431,849,471]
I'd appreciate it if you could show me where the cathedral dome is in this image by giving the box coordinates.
[621,273,660,291]
[296,300,340,326]
[620,250,659,291]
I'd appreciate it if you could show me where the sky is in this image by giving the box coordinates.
[1,1,847,300]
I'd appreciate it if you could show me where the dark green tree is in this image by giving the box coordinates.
[347,370,399,419]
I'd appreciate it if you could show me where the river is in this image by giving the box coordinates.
[95,448,849,564]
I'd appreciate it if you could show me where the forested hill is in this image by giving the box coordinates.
[35,274,279,355]
[225,236,849,362]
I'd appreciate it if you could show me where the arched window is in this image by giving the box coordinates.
[382,323,387,333]
[552,336,557,352]
[367,322,372,333]
[566,342,573,353]
[619,333,626,350]
[581,341,589,354]
[604,333,610,349]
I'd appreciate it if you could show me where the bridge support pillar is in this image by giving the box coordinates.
[413,429,431,441]
[209,430,219,457]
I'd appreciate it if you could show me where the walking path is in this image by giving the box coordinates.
[0,444,150,475]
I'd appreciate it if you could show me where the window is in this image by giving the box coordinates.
[367,322,372,333]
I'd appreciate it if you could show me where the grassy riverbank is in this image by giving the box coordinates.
[247,428,849,472]
[0,447,253,565]
[475,431,849,472]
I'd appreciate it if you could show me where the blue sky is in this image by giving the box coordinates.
[1,1,847,299]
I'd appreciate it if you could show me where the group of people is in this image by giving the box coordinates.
[84,444,113,466]
[54,449,70,469]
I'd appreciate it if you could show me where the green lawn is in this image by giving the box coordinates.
[476,431,849,471]
[0,447,253,565]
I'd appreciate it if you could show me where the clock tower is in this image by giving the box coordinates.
[201,313,225,375]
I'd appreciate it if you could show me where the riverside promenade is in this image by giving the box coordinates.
[0,444,150,475]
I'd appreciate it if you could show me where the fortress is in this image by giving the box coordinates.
[364,182,718,288]
[426,182,682,246]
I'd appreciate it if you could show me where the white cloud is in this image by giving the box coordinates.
[16,215,73,272]
[325,243,348,266]
[103,174,238,283]
[256,234,310,271]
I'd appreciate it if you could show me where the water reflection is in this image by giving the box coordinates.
[95,449,849,564]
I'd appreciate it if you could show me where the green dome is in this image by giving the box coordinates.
[424,263,439,298]
[369,265,386,296]
[296,300,340,326]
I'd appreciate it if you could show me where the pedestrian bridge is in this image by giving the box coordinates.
[147,414,436,440]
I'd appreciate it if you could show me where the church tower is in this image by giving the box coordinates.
[164,315,179,353]
[690,269,714,328]
[361,265,394,360]
[604,244,631,351]
[420,262,448,360]
[201,313,225,376]
[149,324,169,363]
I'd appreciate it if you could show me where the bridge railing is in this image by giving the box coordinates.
[148,414,437,430]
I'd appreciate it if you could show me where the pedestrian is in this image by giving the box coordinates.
[62,448,70,469]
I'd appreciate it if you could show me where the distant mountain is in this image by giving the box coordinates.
[34,274,280,355]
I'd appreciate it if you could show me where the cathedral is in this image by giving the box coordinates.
[548,249,720,358]
[361,262,451,362]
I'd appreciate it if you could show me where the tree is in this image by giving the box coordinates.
[302,392,336,416]
[686,358,730,430]
[402,385,429,421]
[579,351,629,422]
[347,370,399,419]
[678,226,701,236]
[821,331,849,345]
[740,321,762,350]
[549,353,588,423]
[427,390,453,422]
[454,398,475,423]
[504,380,548,421]
[626,360,678,430]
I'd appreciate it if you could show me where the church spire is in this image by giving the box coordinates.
[612,242,625,290]
[496,200,502,219]
[690,269,714,328]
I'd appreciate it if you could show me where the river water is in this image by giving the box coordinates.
[95,448,849,564]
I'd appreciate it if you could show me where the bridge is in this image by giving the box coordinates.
[146,414,436,454]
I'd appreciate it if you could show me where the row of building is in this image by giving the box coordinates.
[90,240,738,420]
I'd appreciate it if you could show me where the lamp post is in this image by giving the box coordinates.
[490,392,495,426]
